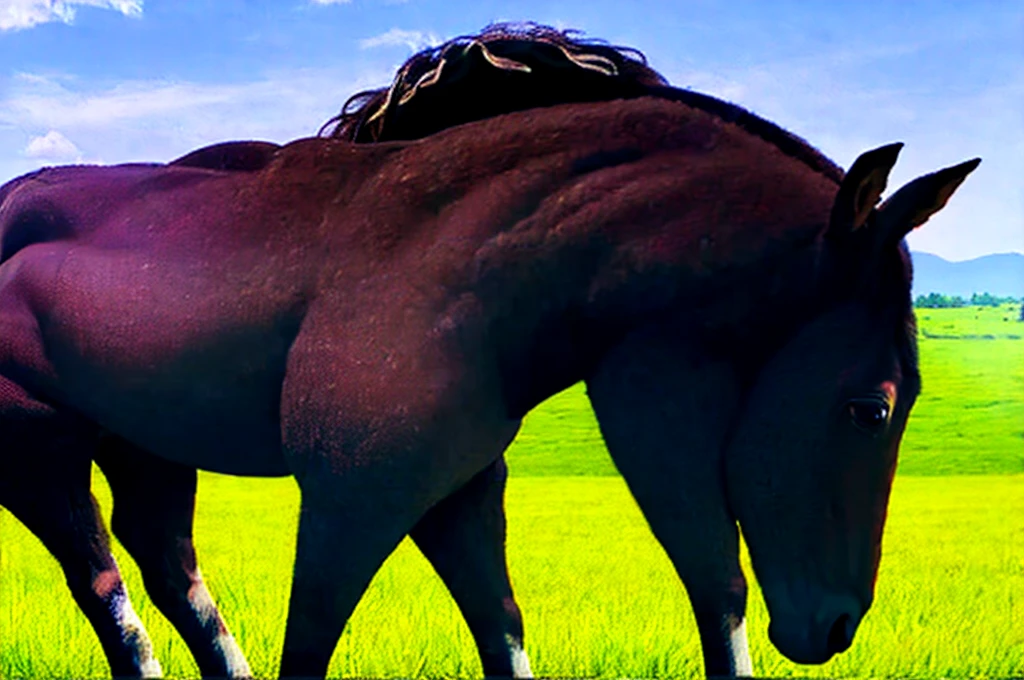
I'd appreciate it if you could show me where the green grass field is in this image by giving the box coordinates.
[509,304,1024,478]
[1,304,1022,678]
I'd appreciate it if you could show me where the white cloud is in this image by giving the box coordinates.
[0,0,142,31]
[24,129,81,161]
[6,75,245,128]
[0,65,393,183]
[359,28,440,52]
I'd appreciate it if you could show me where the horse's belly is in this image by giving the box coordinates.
[54,338,295,477]
[41,248,304,477]
[91,384,292,477]
[56,349,294,476]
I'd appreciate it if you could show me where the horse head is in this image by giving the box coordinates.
[723,145,979,663]
[586,143,978,673]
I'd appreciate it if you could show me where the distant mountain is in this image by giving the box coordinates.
[909,252,1024,298]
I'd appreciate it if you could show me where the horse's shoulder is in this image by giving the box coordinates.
[169,140,282,172]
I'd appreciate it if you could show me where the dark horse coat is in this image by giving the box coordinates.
[0,24,978,679]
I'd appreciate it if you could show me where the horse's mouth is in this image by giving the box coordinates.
[767,599,860,665]
[769,623,837,665]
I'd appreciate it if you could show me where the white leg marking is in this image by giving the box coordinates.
[101,575,163,678]
[729,616,753,677]
[211,631,252,678]
[506,633,533,679]
[188,570,252,678]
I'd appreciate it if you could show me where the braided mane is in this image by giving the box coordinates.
[320,22,844,184]
[320,22,667,142]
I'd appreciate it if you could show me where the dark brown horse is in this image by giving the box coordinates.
[0,24,978,679]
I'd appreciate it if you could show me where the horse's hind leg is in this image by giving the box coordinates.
[0,381,161,677]
[410,457,532,679]
[95,435,251,678]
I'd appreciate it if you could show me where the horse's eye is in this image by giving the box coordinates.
[847,398,890,432]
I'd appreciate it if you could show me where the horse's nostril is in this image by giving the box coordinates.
[826,613,854,654]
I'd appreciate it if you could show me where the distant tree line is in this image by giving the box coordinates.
[914,292,1021,308]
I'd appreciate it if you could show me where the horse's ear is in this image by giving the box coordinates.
[875,158,981,241]
[827,142,904,237]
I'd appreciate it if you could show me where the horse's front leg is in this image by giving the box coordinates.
[586,328,752,678]
[411,455,532,679]
[278,440,521,677]
[276,469,421,677]
[94,435,251,678]
[274,388,447,674]
[276,308,523,678]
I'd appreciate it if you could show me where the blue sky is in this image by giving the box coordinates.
[0,0,1020,260]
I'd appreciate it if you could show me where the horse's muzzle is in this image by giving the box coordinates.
[767,594,863,665]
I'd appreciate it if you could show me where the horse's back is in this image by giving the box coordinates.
[170,141,281,172]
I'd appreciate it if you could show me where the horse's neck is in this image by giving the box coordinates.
[331,100,839,412]
[454,161,833,413]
